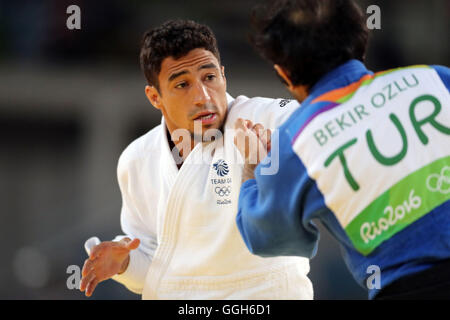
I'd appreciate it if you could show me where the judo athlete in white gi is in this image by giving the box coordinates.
[79,20,312,299]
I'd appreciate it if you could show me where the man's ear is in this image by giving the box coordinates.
[274,64,294,90]
[145,85,162,110]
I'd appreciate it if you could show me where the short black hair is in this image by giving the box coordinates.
[140,19,221,93]
[250,0,369,88]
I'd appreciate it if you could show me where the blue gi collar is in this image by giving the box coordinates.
[303,59,374,106]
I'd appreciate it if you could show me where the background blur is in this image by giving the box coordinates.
[0,0,448,300]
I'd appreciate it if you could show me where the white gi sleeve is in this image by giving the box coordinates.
[109,153,157,294]
[227,95,300,130]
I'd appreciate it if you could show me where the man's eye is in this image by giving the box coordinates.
[205,74,216,81]
[175,82,187,89]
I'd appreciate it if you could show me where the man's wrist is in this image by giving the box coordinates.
[117,237,132,275]
[242,163,256,183]
[118,255,130,274]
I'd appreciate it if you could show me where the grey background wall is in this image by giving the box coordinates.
[0,0,448,299]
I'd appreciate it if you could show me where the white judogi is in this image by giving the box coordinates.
[88,94,313,299]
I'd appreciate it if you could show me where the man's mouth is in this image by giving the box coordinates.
[193,111,217,124]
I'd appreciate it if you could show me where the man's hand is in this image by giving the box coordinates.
[80,237,140,297]
[234,118,272,181]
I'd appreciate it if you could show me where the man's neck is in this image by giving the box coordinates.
[166,128,187,169]
[165,122,226,169]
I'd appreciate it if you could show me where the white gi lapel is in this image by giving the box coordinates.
[159,117,179,187]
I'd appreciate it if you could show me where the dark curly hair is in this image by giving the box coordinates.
[250,0,369,88]
[140,20,221,93]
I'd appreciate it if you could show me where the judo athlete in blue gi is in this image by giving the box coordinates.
[234,0,450,299]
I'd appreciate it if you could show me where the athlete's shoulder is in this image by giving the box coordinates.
[227,94,299,128]
[118,123,163,169]
[230,95,296,111]
[430,65,450,91]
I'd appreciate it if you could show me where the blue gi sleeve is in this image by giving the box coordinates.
[431,65,450,91]
[236,128,325,259]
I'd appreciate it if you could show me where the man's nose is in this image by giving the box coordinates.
[193,82,211,106]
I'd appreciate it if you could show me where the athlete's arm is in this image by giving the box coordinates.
[235,124,321,258]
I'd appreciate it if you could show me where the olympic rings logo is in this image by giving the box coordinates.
[215,186,231,197]
[426,166,450,194]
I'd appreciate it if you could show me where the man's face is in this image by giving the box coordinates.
[147,48,228,139]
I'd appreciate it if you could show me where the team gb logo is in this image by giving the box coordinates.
[213,160,229,177]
